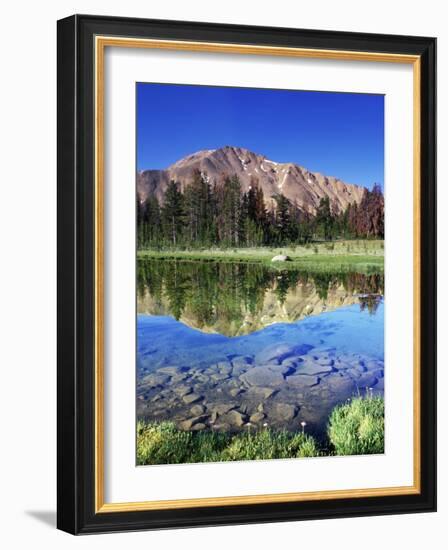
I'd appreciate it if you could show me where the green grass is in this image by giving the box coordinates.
[137,421,320,465]
[136,396,385,465]
[137,240,384,273]
[327,394,385,456]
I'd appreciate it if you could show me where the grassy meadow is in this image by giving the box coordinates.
[137,240,384,273]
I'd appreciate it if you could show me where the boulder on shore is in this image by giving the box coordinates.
[271,254,291,262]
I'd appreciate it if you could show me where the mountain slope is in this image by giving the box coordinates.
[137,146,366,214]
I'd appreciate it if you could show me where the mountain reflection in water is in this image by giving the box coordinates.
[137,259,383,337]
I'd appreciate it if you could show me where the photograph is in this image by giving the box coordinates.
[135,83,385,465]
[54,12,436,535]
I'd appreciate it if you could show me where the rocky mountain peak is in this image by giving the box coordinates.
[137,146,366,214]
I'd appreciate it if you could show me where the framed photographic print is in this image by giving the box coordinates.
[57,14,436,534]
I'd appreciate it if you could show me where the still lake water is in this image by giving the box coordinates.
[136,259,384,438]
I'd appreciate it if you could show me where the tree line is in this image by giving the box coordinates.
[137,170,384,249]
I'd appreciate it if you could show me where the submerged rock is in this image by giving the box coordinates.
[249,411,266,423]
[246,386,276,399]
[140,373,171,387]
[192,374,210,384]
[240,366,285,387]
[231,356,253,368]
[286,374,319,387]
[190,404,205,416]
[220,409,247,427]
[170,373,188,383]
[191,423,207,431]
[321,374,356,394]
[295,360,333,376]
[255,344,295,364]
[157,366,187,375]
[355,373,379,388]
[206,403,235,416]
[255,343,314,364]
[178,415,209,430]
[182,393,202,405]
[173,385,193,397]
[267,403,298,422]
[210,372,230,382]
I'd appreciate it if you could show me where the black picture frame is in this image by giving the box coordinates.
[57,14,436,534]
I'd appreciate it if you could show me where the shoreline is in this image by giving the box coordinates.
[137,395,385,465]
[137,241,384,273]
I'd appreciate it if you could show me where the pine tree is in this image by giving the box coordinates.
[367,183,384,238]
[348,201,359,237]
[346,184,384,239]
[247,178,267,244]
[219,175,242,246]
[162,180,184,246]
[275,194,291,244]
[239,191,249,245]
[137,195,144,247]
[288,200,302,243]
[299,210,313,243]
[315,196,334,240]
[142,195,161,247]
[342,203,351,238]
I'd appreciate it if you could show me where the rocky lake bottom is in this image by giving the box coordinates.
[137,299,384,440]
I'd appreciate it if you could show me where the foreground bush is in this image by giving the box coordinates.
[137,421,320,465]
[327,395,384,456]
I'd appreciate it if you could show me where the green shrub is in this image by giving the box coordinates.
[327,395,384,456]
[136,420,194,465]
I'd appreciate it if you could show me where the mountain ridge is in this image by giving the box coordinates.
[137,146,366,214]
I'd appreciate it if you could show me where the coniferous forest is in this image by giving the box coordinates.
[137,170,384,250]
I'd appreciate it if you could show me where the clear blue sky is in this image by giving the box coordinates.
[137,83,384,189]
